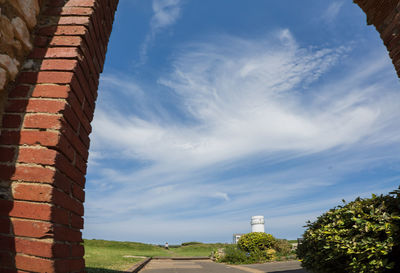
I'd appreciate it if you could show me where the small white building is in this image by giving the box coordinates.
[233,233,244,244]
[233,215,265,243]
[251,215,265,233]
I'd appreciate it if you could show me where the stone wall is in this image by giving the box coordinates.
[0,0,45,127]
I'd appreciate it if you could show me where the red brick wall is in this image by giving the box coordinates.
[0,1,398,272]
[354,0,400,77]
[0,0,118,272]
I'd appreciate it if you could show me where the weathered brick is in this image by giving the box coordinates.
[79,41,100,82]
[0,165,15,181]
[15,238,70,259]
[69,75,86,104]
[55,257,85,272]
[65,92,93,134]
[59,16,91,25]
[15,238,53,258]
[18,147,58,166]
[41,59,79,71]
[26,99,67,114]
[58,136,76,162]
[19,131,60,146]
[0,199,13,215]
[71,244,84,257]
[0,235,14,251]
[49,35,83,47]
[40,25,88,36]
[0,218,11,234]
[9,201,52,221]
[28,47,47,59]
[0,147,15,163]
[7,99,67,114]
[18,72,74,84]
[15,254,55,273]
[2,114,22,128]
[71,213,84,229]
[46,0,69,7]
[12,183,53,202]
[0,251,14,268]
[44,6,94,16]
[65,0,96,7]
[12,219,54,239]
[62,104,81,132]
[4,100,28,113]
[7,85,30,98]
[53,243,71,258]
[45,47,81,59]
[32,84,70,99]
[54,189,84,215]
[55,152,85,186]
[81,34,101,74]
[54,226,82,242]
[75,62,97,101]
[52,207,69,225]
[23,114,63,130]
[34,35,50,47]
[12,165,55,183]
[75,152,88,174]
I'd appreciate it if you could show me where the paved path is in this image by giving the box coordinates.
[230,261,308,273]
[141,259,307,273]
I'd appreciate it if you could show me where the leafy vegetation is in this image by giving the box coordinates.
[172,243,226,257]
[181,241,203,246]
[218,244,251,264]
[238,232,275,253]
[273,239,293,257]
[214,232,296,264]
[297,187,400,273]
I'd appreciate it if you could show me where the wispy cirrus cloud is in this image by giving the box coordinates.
[85,29,400,243]
[321,1,344,23]
[139,0,182,64]
[94,30,399,168]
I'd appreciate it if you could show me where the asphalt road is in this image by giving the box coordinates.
[140,259,308,273]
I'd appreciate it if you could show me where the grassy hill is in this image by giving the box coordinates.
[84,239,226,272]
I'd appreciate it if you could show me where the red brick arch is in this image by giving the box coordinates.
[0,0,398,272]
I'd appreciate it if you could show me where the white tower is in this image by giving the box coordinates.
[251,215,265,233]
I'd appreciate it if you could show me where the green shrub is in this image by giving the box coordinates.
[235,232,276,262]
[238,232,275,253]
[273,239,293,256]
[297,187,400,273]
[220,245,249,264]
[181,241,202,246]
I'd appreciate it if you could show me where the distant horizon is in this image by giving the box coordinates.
[83,0,400,244]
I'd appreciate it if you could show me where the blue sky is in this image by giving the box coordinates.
[83,0,400,244]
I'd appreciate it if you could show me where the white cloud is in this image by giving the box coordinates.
[139,0,182,64]
[322,1,344,23]
[93,30,399,171]
[86,29,400,242]
[151,0,181,31]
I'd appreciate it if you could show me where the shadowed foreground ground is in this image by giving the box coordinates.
[86,268,125,273]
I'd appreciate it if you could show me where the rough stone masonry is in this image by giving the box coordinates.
[0,0,45,126]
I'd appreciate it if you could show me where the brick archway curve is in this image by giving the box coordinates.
[0,0,399,272]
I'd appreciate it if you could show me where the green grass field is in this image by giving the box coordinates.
[84,239,226,272]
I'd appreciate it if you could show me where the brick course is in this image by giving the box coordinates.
[0,0,119,272]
